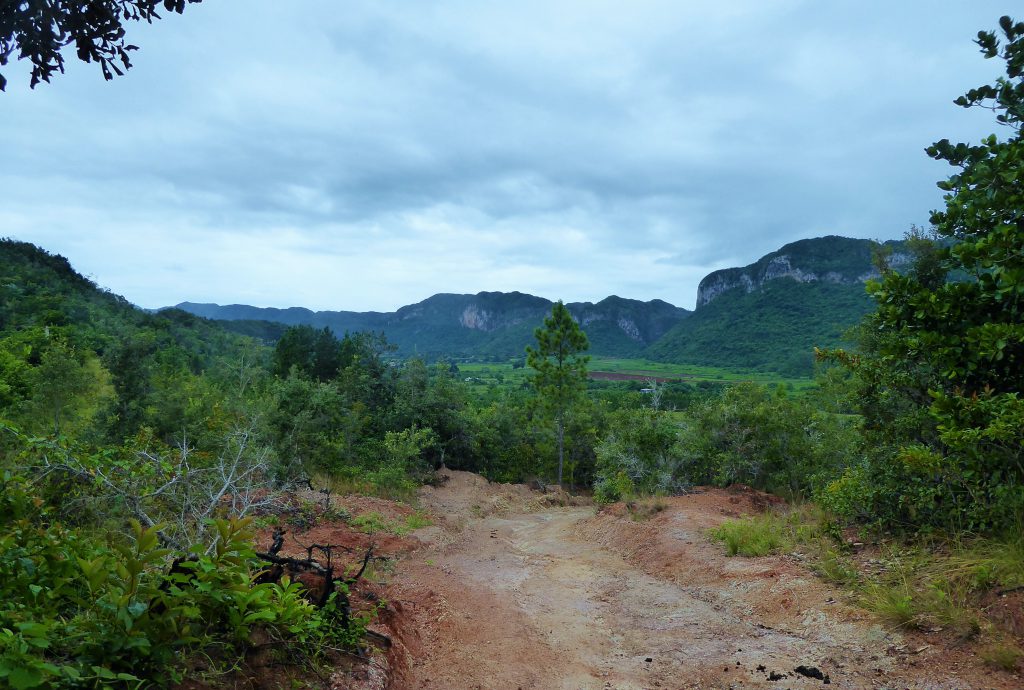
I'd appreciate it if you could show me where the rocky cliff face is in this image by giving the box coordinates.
[459,304,494,331]
[695,236,909,308]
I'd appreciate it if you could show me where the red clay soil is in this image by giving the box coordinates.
[219,490,429,690]
[377,472,1022,690]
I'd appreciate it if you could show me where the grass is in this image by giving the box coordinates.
[946,531,1024,591]
[708,504,834,557]
[587,357,816,390]
[625,497,668,521]
[351,510,432,536]
[858,534,1024,639]
[404,511,433,530]
[709,512,792,556]
[980,642,1024,672]
[821,543,984,637]
[808,543,860,585]
[311,471,419,503]
[861,579,920,629]
[706,507,1011,644]
[312,472,369,497]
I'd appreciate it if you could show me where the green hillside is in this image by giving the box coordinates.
[0,240,250,364]
[0,239,262,440]
[646,279,875,377]
[643,236,908,376]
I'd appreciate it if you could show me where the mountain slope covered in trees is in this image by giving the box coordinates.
[646,236,906,376]
[178,293,690,360]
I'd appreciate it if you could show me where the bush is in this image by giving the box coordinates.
[594,408,688,498]
[677,383,857,497]
[594,471,635,504]
[0,472,373,688]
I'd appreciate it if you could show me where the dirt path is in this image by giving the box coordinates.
[384,472,1013,690]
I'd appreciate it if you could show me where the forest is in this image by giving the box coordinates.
[0,11,1022,690]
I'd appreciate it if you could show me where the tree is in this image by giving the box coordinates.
[271,325,343,381]
[526,301,589,487]
[820,16,1024,531]
[25,341,107,436]
[0,0,203,91]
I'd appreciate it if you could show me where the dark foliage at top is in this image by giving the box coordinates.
[0,0,202,91]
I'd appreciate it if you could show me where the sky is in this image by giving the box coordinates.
[0,1,1009,311]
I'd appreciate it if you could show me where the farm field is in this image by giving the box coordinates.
[457,357,817,392]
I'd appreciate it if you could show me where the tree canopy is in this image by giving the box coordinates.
[820,16,1024,531]
[0,0,203,91]
[526,301,590,487]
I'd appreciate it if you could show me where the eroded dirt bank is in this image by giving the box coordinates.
[379,472,1018,690]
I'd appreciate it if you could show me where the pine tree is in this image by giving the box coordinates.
[526,301,589,487]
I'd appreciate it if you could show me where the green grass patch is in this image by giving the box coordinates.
[710,512,792,557]
[706,507,1022,651]
[625,497,668,521]
[351,510,432,536]
[588,357,813,388]
[980,642,1024,672]
[404,511,433,531]
[809,544,860,585]
[946,531,1024,591]
[708,504,836,557]
[861,579,921,629]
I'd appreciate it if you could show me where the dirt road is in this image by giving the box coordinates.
[383,472,1013,690]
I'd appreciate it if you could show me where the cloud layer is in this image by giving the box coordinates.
[0,1,1004,310]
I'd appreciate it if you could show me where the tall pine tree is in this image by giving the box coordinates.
[527,301,589,487]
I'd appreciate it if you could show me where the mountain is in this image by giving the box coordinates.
[174,235,904,374]
[174,293,690,360]
[695,236,909,308]
[6,234,903,379]
[645,236,907,376]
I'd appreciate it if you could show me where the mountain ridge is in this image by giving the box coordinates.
[169,235,903,374]
[175,292,691,360]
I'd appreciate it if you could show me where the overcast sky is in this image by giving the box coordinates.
[0,1,1008,311]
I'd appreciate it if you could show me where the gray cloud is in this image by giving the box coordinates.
[0,1,1006,311]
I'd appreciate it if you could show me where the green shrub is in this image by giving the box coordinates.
[594,471,634,504]
[677,383,857,498]
[594,408,688,498]
[0,472,375,688]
